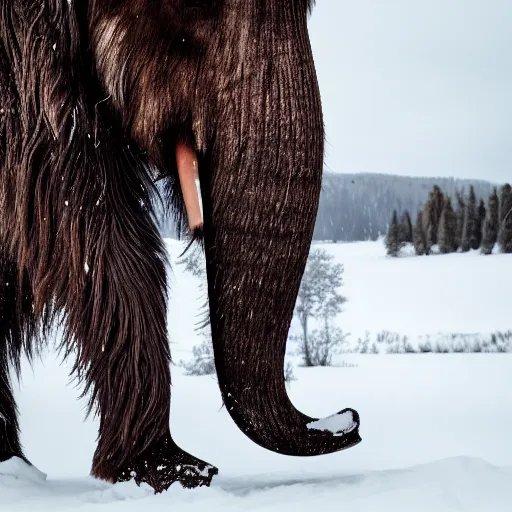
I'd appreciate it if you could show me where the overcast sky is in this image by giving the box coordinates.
[307,0,512,183]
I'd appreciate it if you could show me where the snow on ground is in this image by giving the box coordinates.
[316,239,512,338]
[1,239,511,511]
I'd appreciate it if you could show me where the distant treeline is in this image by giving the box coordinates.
[385,183,512,256]
[312,172,495,242]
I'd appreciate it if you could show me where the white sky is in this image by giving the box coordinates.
[307,0,512,182]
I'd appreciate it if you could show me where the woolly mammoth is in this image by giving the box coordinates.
[0,0,361,493]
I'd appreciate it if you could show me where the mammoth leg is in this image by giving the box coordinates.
[0,256,36,465]
[66,182,216,492]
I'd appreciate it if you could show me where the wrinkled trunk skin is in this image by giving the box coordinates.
[198,2,361,455]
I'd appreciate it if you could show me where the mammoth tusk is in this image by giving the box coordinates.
[176,141,203,231]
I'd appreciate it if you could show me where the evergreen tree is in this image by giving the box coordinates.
[422,185,445,250]
[385,210,405,257]
[478,199,487,224]
[460,210,470,252]
[476,199,486,248]
[481,188,499,255]
[413,210,428,255]
[438,196,457,254]
[499,183,511,224]
[454,190,465,250]
[461,185,479,251]
[498,183,512,253]
[399,211,413,243]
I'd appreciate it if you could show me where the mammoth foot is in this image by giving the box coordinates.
[115,433,218,493]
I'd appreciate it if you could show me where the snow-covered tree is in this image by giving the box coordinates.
[294,249,347,367]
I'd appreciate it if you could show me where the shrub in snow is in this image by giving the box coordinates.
[376,330,401,345]
[489,331,512,352]
[418,341,433,353]
[374,330,414,354]
[338,360,358,368]
[419,332,512,354]
[339,330,512,355]
[472,342,483,353]
[434,342,451,353]
[297,323,349,367]
[355,332,371,354]
[402,339,416,353]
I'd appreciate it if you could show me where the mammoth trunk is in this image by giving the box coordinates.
[199,27,361,455]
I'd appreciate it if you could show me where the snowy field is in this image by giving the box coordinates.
[306,239,512,343]
[1,239,511,511]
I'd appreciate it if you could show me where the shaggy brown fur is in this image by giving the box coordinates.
[0,0,360,494]
[0,0,218,491]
